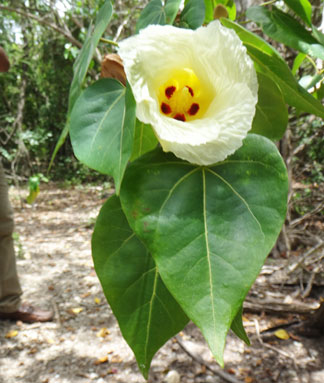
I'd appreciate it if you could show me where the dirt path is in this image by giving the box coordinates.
[1,183,323,383]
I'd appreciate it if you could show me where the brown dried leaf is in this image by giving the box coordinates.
[214,4,228,20]
[101,54,126,86]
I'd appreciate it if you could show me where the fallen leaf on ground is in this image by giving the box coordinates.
[94,297,101,304]
[111,355,123,363]
[97,327,110,338]
[94,356,109,365]
[274,329,290,340]
[70,307,83,314]
[5,330,18,338]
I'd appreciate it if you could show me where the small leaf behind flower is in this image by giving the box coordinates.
[181,0,205,29]
[136,0,182,32]
[252,73,288,141]
[221,19,324,119]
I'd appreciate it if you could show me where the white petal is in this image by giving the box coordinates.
[118,21,258,165]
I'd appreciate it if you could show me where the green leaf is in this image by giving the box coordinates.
[292,52,307,76]
[221,19,324,119]
[247,6,324,60]
[136,0,182,32]
[69,0,113,114]
[120,134,288,366]
[69,79,136,194]
[92,195,189,378]
[165,0,183,24]
[181,0,206,29]
[49,0,113,170]
[251,73,288,141]
[231,306,250,345]
[204,0,214,23]
[283,0,312,27]
[130,120,159,162]
[299,73,323,91]
[312,26,324,47]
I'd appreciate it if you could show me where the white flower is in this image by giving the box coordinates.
[118,21,258,165]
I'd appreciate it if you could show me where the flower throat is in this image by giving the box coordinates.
[157,68,212,122]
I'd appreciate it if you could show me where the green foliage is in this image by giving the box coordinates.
[64,0,324,377]
[247,6,324,60]
[283,0,312,27]
[180,0,205,29]
[92,195,189,378]
[119,135,288,366]
[130,120,158,162]
[50,0,113,169]
[70,78,136,194]
[221,18,324,119]
[136,0,182,31]
[251,73,288,141]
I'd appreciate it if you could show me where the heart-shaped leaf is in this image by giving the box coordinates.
[92,195,189,378]
[136,0,182,32]
[181,0,205,29]
[120,134,288,365]
[69,79,136,193]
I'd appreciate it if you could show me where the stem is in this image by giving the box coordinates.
[306,55,321,74]
[100,38,119,47]
[260,0,278,6]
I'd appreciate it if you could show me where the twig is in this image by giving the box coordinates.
[288,240,324,275]
[301,271,316,299]
[290,202,324,228]
[253,320,303,383]
[52,299,62,328]
[175,336,243,383]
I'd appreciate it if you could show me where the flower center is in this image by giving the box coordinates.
[157,68,212,122]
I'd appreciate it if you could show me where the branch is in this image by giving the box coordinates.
[0,5,83,49]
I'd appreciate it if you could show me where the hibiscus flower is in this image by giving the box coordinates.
[118,21,258,165]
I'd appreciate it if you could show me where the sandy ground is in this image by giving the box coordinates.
[1,183,324,383]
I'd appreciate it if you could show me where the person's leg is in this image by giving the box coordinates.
[0,161,22,313]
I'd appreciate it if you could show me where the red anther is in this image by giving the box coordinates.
[165,86,176,99]
[174,114,186,122]
[186,86,194,97]
[161,102,172,114]
[188,103,199,116]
